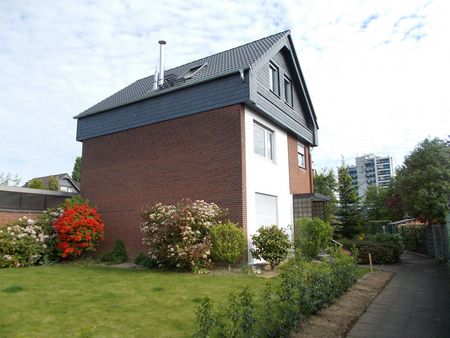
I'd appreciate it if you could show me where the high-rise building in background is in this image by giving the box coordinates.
[348,154,395,197]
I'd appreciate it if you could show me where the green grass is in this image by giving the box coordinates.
[0,264,269,337]
[356,267,372,279]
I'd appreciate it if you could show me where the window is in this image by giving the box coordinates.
[297,143,306,168]
[269,63,279,95]
[182,63,207,79]
[254,122,274,161]
[284,76,293,106]
[255,193,278,227]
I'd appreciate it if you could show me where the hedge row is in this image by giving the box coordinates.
[193,248,357,338]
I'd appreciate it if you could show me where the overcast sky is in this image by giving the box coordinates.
[1,0,449,184]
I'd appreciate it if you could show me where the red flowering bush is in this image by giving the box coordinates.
[53,202,105,258]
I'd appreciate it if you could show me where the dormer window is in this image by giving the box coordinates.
[183,63,207,79]
[269,62,280,96]
[284,76,293,107]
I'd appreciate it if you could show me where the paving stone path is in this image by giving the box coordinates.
[348,252,450,338]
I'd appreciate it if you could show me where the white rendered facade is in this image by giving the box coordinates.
[244,106,293,263]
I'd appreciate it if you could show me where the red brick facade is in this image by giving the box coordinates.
[81,104,247,257]
[0,211,40,225]
[287,134,314,194]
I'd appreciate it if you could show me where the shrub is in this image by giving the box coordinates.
[134,253,157,268]
[53,201,105,258]
[340,238,401,264]
[251,225,290,269]
[98,240,128,264]
[370,233,404,251]
[28,178,43,189]
[47,176,59,191]
[34,208,63,262]
[192,297,216,338]
[139,199,226,270]
[398,222,427,254]
[210,221,246,268]
[0,217,49,268]
[192,248,357,338]
[293,218,333,259]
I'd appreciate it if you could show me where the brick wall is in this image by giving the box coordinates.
[0,211,40,225]
[81,104,246,257]
[288,134,314,194]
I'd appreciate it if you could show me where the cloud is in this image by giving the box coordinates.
[0,0,448,182]
[361,14,380,30]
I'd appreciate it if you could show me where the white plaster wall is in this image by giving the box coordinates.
[244,106,293,264]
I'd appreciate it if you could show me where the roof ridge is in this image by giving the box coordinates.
[76,30,291,118]
[137,30,290,83]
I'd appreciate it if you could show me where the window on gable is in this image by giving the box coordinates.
[254,122,274,161]
[297,142,306,168]
[284,76,293,107]
[269,63,280,96]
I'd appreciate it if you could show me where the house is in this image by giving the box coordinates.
[74,30,325,261]
[25,173,80,193]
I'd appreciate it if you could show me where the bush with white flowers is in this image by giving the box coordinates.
[139,199,226,270]
[0,217,49,268]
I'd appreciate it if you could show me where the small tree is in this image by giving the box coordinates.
[72,156,82,183]
[337,164,362,238]
[47,176,60,191]
[294,218,334,259]
[28,178,44,189]
[251,225,290,269]
[396,137,450,224]
[313,169,337,222]
[211,222,246,269]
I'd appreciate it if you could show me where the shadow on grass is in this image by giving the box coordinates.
[2,285,24,293]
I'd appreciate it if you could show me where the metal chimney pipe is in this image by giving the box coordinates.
[152,68,158,90]
[158,40,166,87]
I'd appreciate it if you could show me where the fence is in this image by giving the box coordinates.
[0,186,76,212]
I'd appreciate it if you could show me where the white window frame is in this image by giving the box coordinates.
[269,62,280,96]
[297,142,306,168]
[253,122,275,161]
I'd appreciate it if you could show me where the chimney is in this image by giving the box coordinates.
[158,40,166,87]
[152,68,158,90]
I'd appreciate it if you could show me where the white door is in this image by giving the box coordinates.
[255,193,278,228]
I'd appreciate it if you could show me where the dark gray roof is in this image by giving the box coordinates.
[75,31,289,119]
[25,173,80,192]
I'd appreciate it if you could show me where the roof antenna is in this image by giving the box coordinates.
[158,40,166,87]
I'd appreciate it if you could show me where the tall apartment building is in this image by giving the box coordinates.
[348,154,394,197]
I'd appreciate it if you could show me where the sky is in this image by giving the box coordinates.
[0,0,449,184]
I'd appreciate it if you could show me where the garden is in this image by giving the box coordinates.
[1,198,360,337]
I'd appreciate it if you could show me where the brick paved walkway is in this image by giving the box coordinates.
[347,252,450,338]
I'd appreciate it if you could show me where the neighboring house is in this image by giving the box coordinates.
[74,30,324,261]
[25,173,80,194]
[348,154,395,198]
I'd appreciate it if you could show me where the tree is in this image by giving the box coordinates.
[72,156,81,183]
[47,176,60,191]
[28,178,44,189]
[0,172,21,186]
[336,164,362,238]
[313,169,337,222]
[364,181,406,222]
[396,137,450,224]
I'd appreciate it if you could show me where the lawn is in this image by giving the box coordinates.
[0,264,269,337]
